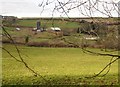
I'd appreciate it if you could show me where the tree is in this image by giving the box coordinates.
[38,0,120,78]
[2,16,18,26]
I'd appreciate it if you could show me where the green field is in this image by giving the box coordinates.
[2,44,118,85]
[17,19,80,29]
[2,17,119,85]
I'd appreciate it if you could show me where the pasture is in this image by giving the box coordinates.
[2,17,119,85]
[17,19,80,29]
[2,44,118,85]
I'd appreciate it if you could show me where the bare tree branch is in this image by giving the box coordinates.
[2,27,52,84]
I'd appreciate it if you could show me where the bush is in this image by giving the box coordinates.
[27,40,78,48]
[27,41,50,47]
[63,30,71,36]
[2,39,11,43]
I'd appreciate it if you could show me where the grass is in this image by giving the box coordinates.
[2,17,119,85]
[2,44,118,85]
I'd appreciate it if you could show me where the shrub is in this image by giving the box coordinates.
[27,41,50,47]
[2,39,11,43]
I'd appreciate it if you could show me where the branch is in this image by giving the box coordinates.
[62,36,119,78]
[2,47,22,62]
[2,27,52,84]
[82,47,120,58]
[85,57,119,78]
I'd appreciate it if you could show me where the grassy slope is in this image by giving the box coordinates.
[2,44,118,85]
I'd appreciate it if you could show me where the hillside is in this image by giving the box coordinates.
[2,17,119,49]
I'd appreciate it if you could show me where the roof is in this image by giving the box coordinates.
[51,27,61,31]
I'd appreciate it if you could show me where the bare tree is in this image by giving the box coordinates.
[38,0,120,78]
[38,0,119,17]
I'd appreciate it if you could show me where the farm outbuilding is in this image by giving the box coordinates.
[50,27,61,31]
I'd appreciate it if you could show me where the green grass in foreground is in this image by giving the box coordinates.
[2,44,118,85]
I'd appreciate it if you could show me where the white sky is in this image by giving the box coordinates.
[0,0,119,18]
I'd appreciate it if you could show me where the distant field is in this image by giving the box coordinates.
[16,17,118,28]
[2,26,84,47]
[2,44,118,85]
[17,19,80,29]
[2,17,118,47]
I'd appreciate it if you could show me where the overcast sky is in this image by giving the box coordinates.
[0,0,119,18]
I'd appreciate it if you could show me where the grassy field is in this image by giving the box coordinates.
[2,18,119,85]
[17,19,80,29]
[2,44,118,85]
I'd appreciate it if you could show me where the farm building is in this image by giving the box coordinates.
[50,27,61,31]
